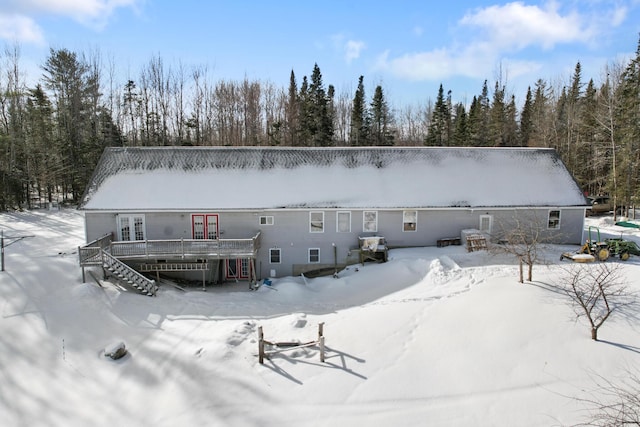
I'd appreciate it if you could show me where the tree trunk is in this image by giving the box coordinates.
[591,327,598,341]
[518,258,524,283]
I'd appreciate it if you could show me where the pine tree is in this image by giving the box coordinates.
[308,63,333,146]
[529,79,552,147]
[41,48,104,200]
[451,102,468,146]
[614,36,640,214]
[503,95,519,146]
[425,84,450,146]
[489,81,505,146]
[350,75,368,146]
[370,85,394,146]
[519,87,533,146]
[297,76,312,146]
[25,84,60,203]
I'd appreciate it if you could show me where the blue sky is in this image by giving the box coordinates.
[1,0,639,108]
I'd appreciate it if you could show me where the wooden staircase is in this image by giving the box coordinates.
[101,250,158,296]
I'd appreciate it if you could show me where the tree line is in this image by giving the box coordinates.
[0,36,639,211]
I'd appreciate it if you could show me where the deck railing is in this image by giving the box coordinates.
[80,232,260,266]
[107,232,261,261]
[78,233,113,266]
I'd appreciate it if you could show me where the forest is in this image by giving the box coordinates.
[0,36,639,212]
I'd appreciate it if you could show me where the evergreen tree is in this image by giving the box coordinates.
[579,78,600,193]
[297,76,312,146]
[308,63,333,146]
[529,79,552,147]
[350,75,368,146]
[467,95,481,146]
[451,102,468,146]
[519,87,533,146]
[614,37,640,213]
[425,84,450,146]
[285,70,299,146]
[503,95,519,146]
[24,84,59,203]
[41,48,110,201]
[489,81,505,146]
[370,85,394,146]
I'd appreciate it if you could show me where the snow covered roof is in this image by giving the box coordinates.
[78,146,589,211]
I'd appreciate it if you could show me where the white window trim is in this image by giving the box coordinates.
[548,210,561,229]
[363,211,378,232]
[479,214,493,234]
[337,211,351,233]
[116,214,146,241]
[310,211,325,233]
[308,248,320,263]
[403,210,417,232]
[259,215,274,225]
[269,248,281,264]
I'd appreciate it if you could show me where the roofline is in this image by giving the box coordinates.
[78,205,590,214]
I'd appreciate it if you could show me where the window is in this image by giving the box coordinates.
[310,211,324,233]
[117,214,146,241]
[259,216,274,225]
[363,211,378,232]
[479,215,493,234]
[308,248,320,263]
[403,210,417,232]
[337,211,351,233]
[192,214,218,239]
[269,248,281,264]
[548,210,561,229]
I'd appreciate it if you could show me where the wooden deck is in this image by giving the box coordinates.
[79,232,261,266]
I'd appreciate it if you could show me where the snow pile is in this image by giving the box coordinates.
[0,209,639,427]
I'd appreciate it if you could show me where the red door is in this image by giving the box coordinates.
[191,214,218,239]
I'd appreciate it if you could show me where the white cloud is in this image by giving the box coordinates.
[28,0,140,28]
[609,5,628,26]
[459,1,589,50]
[375,1,621,82]
[344,40,365,63]
[331,33,366,64]
[0,0,141,44]
[0,13,44,44]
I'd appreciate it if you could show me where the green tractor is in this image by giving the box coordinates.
[604,236,640,261]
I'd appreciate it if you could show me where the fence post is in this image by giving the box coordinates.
[318,322,325,362]
[258,326,264,364]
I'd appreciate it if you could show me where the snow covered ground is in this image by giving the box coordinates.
[1,209,639,427]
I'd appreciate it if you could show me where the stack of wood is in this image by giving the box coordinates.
[461,229,487,252]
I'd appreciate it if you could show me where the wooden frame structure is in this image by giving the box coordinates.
[258,323,325,364]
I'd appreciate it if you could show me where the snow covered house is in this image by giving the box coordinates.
[77,146,589,292]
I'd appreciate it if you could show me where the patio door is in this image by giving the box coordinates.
[192,214,218,239]
[117,214,146,241]
[226,259,251,280]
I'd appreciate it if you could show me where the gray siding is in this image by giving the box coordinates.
[84,206,585,280]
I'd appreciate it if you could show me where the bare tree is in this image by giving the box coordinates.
[490,211,559,283]
[574,368,640,426]
[558,262,632,340]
